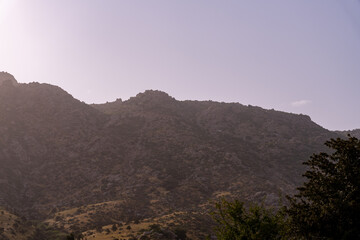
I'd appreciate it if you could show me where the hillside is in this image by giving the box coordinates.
[336,129,360,139]
[0,72,343,239]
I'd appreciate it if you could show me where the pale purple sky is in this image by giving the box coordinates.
[0,0,359,130]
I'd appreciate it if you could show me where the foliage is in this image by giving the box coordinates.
[211,198,287,240]
[174,228,187,240]
[65,232,85,240]
[111,224,118,231]
[286,136,360,239]
[149,224,161,232]
[66,233,75,240]
[26,223,67,240]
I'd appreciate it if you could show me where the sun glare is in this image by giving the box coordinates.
[0,0,15,24]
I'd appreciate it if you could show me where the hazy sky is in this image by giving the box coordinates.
[0,0,359,130]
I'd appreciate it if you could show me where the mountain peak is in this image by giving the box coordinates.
[0,71,18,86]
[137,90,174,99]
[128,90,176,106]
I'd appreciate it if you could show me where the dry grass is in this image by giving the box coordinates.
[0,208,34,240]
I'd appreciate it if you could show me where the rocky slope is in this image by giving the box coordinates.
[0,72,345,239]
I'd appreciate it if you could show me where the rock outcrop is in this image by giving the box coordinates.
[0,72,18,86]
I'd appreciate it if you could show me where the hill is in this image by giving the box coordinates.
[336,129,360,139]
[0,72,344,239]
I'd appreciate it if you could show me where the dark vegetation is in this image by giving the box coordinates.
[212,199,286,239]
[286,136,360,239]
[213,136,360,239]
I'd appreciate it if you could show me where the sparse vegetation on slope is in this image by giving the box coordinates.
[0,73,349,239]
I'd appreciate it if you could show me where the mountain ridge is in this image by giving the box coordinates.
[0,72,351,239]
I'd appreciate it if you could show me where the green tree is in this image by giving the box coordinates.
[211,198,287,240]
[287,136,360,239]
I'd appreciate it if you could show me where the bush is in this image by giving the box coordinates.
[149,224,161,233]
[174,228,187,240]
[111,224,118,231]
[211,199,287,240]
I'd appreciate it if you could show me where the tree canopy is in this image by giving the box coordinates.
[211,199,287,240]
[286,136,360,239]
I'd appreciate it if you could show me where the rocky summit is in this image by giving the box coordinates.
[0,72,18,86]
[0,73,343,239]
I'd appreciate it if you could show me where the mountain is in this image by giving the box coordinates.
[0,72,18,86]
[336,129,360,139]
[0,72,345,239]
